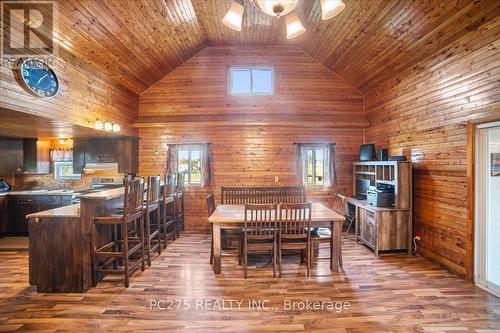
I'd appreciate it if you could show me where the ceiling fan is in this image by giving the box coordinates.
[222,0,346,39]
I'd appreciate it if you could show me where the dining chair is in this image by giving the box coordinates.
[208,194,242,265]
[92,178,145,287]
[278,202,312,277]
[243,203,278,279]
[175,173,185,236]
[143,175,162,266]
[311,193,345,268]
[160,173,177,246]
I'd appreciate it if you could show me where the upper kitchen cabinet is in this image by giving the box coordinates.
[73,138,139,174]
[0,139,23,175]
[23,139,51,174]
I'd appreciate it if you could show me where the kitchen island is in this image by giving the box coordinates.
[27,187,126,293]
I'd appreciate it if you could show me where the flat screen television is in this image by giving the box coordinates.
[356,179,371,199]
[359,144,376,161]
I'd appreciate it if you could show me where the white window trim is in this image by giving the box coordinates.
[53,161,81,180]
[227,66,275,96]
[306,147,327,187]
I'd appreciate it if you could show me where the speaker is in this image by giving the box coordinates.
[379,149,388,161]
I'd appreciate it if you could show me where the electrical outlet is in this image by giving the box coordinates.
[414,236,421,241]
[274,176,279,183]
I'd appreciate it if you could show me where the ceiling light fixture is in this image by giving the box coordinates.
[285,12,306,39]
[221,1,245,31]
[222,0,344,39]
[250,0,300,17]
[112,123,121,132]
[94,120,104,130]
[320,0,345,20]
[104,122,113,131]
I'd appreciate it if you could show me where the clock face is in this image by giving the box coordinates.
[19,59,59,98]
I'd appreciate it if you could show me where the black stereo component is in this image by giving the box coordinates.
[379,149,388,161]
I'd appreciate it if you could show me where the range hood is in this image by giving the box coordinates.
[83,163,118,172]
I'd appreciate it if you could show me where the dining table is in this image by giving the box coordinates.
[208,202,345,274]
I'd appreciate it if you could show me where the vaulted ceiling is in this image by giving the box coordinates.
[51,0,499,94]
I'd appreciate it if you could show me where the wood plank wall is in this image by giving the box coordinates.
[138,46,366,230]
[0,48,138,136]
[365,17,500,277]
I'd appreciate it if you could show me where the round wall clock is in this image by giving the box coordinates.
[17,58,60,98]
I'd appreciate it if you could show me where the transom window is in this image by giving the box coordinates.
[307,148,327,186]
[228,66,274,96]
[178,146,202,185]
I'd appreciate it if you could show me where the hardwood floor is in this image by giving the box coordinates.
[0,233,498,332]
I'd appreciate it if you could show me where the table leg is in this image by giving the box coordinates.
[213,222,222,274]
[331,221,341,272]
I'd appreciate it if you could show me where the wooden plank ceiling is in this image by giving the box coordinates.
[52,0,498,94]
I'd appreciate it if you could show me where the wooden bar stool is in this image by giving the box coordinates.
[144,176,162,266]
[243,203,278,279]
[93,178,146,288]
[278,202,312,277]
[175,172,185,236]
[160,173,177,247]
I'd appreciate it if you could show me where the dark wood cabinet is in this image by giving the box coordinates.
[0,195,7,236]
[23,139,51,174]
[73,137,138,174]
[0,139,23,175]
[6,195,72,235]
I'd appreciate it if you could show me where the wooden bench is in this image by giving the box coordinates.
[221,186,306,204]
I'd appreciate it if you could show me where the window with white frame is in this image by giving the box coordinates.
[54,161,81,180]
[177,146,202,185]
[306,147,327,186]
[228,66,274,96]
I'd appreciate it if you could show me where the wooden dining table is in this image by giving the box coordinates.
[208,202,345,274]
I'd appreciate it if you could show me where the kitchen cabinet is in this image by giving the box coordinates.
[73,137,138,174]
[6,194,73,235]
[0,195,7,236]
[0,139,23,175]
[23,139,51,174]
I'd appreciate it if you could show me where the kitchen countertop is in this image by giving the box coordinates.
[79,187,124,200]
[27,203,80,219]
[3,190,75,196]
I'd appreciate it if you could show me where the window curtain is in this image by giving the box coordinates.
[296,144,307,186]
[50,148,73,162]
[200,143,212,188]
[166,144,178,174]
[325,143,337,187]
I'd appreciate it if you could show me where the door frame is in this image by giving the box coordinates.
[466,114,500,282]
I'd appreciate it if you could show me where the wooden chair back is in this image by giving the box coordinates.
[146,176,161,206]
[332,193,346,216]
[123,178,145,223]
[279,202,312,239]
[176,173,185,193]
[221,186,306,204]
[163,173,176,199]
[207,194,216,217]
[244,203,278,241]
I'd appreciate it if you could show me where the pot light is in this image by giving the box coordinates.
[112,123,121,132]
[58,138,68,145]
[104,122,113,131]
[222,2,244,31]
[320,0,345,20]
[285,12,305,39]
[94,120,104,130]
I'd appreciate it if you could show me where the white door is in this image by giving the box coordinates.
[475,123,500,296]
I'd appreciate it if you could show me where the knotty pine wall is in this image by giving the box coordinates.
[138,46,365,230]
[365,17,500,277]
[0,48,138,136]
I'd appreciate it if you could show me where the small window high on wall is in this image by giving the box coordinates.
[228,66,274,96]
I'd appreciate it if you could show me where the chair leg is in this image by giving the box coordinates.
[306,243,310,278]
[145,210,152,267]
[156,208,162,255]
[278,242,282,278]
[338,237,343,269]
[123,223,130,288]
[238,239,242,265]
[112,224,118,270]
[140,215,146,272]
[244,242,248,279]
[273,243,276,278]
